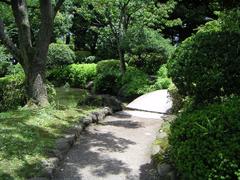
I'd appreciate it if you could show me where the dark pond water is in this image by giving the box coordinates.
[54,87,88,108]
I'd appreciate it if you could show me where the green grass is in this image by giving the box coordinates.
[0,106,98,180]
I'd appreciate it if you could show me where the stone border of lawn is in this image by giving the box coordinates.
[29,106,114,180]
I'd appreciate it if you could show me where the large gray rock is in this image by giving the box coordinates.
[101,95,123,112]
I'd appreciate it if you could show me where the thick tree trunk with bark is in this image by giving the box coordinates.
[0,0,64,107]
[25,64,48,106]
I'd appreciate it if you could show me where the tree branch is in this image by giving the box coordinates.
[105,9,119,39]
[0,19,21,61]
[54,0,65,17]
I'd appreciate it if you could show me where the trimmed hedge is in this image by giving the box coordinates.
[47,43,75,68]
[96,59,121,74]
[168,31,240,104]
[169,97,240,180]
[48,63,97,88]
[126,28,175,75]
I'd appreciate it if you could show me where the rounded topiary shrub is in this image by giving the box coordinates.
[169,97,240,180]
[126,28,175,75]
[96,59,121,74]
[94,60,122,95]
[47,43,75,68]
[168,31,240,104]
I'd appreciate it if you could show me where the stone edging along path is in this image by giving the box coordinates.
[30,107,113,180]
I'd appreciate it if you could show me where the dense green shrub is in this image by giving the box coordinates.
[0,73,26,112]
[168,31,240,104]
[48,64,97,88]
[0,46,11,77]
[152,65,172,90]
[94,59,150,98]
[75,51,92,63]
[6,63,24,75]
[47,43,75,68]
[169,97,240,179]
[126,28,175,75]
[127,53,168,75]
[168,85,184,113]
[96,60,121,74]
[0,46,11,62]
[0,61,11,77]
[119,67,150,98]
[197,8,240,34]
[94,60,121,95]
[0,72,56,111]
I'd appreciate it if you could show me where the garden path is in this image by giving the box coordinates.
[53,90,171,180]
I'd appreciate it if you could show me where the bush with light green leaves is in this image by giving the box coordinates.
[48,63,97,88]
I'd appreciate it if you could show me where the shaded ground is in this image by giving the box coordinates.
[53,111,164,180]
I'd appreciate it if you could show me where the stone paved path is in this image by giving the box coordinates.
[127,90,172,114]
[53,90,171,180]
[53,111,165,180]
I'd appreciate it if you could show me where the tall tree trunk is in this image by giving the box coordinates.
[1,0,64,107]
[10,0,50,106]
[118,45,126,75]
[10,0,60,106]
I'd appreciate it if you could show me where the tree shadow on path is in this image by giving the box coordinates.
[102,120,143,129]
[54,130,136,179]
